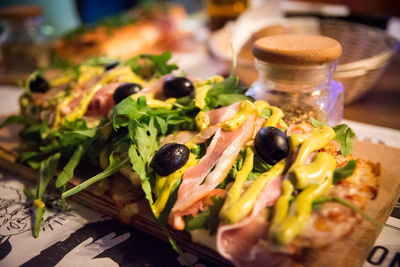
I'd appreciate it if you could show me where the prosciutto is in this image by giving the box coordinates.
[170,108,256,230]
[191,102,241,144]
[86,82,121,116]
[216,175,285,267]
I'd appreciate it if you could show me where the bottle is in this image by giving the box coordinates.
[246,34,344,125]
[0,5,49,73]
[207,0,249,31]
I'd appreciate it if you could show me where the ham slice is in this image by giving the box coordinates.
[216,175,286,267]
[286,123,313,136]
[170,111,257,230]
[140,74,172,96]
[86,82,121,116]
[190,102,240,144]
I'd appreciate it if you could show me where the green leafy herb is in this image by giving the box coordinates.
[34,206,46,238]
[259,108,271,119]
[333,159,357,184]
[23,187,36,200]
[332,124,355,157]
[0,115,36,128]
[310,116,325,127]
[37,153,61,199]
[33,153,61,238]
[148,52,178,76]
[124,52,178,79]
[185,196,224,235]
[247,171,262,181]
[253,155,271,173]
[128,145,154,205]
[56,141,90,188]
[204,76,250,110]
[61,153,129,199]
[312,196,379,227]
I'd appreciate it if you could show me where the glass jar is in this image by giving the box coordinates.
[246,34,344,125]
[0,5,49,73]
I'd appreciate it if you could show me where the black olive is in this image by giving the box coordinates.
[162,76,194,98]
[255,127,289,165]
[113,83,143,104]
[104,61,118,71]
[150,142,190,176]
[29,75,49,93]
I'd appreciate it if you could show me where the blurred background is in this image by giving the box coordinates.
[0,0,399,128]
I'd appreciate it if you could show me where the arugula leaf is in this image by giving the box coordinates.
[204,76,250,110]
[332,124,355,157]
[62,153,129,198]
[132,117,158,162]
[333,160,357,184]
[259,108,271,119]
[0,115,35,128]
[23,187,36,200]
[247,171,262,181]
[32,153,60,238]
[310,116,325,127]
[56,141,90,188]
[312,196,378,227]
[185,196,224,235]
[148,52,178,76]
[36,153,61,199]
[128,145,154,205]
[34,206,45,238]
[253,155,271,173]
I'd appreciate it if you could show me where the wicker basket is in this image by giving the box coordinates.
[210,18,399,104]
[289,19,399,104]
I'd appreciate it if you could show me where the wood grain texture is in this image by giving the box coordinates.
[0,123,399,267]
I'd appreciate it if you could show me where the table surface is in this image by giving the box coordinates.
[344,53,400,130]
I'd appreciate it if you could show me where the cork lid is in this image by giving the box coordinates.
[0,5,43,20]
[252,34,342,65]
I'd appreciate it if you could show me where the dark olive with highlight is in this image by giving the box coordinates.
[150,142,190,176]
[113,83,142,104]
[162,76,194,98]
[29,75,50,93]
[255,126,289,165]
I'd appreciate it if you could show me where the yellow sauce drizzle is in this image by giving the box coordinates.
[33,199,45,209]
[220,159,286,224]
[131,93,176,110]
[290,152,336,189]
[193,75,223,109]
[222,100,256,131]
[264,106,284,127]
[77,65,104,85]
[54,67,146,127]
[195,111,209,131]
[290,126,335,167]
[220,147,254,219]
[270,125,337,245]
[49,72,76,87]
[271,172,334,245]
[253,100,284,128]
[271,180,294,225]
[152,153,198,217]
[194,84,211,109]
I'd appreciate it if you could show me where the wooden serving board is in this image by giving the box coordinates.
[0,123,399,267]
